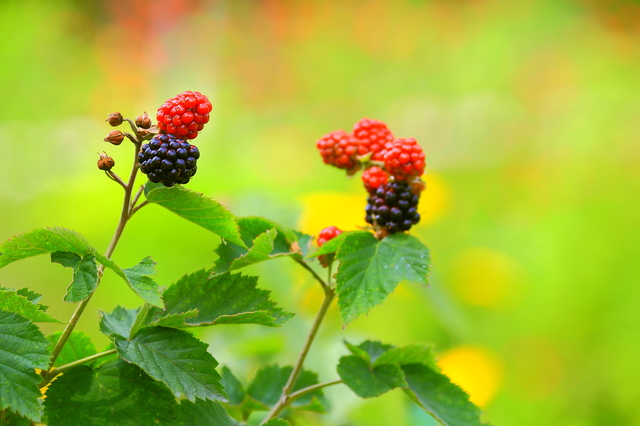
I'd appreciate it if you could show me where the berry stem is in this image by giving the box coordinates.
[41,349,117,385]
[43,137,143,379]
[261,280,335,424]
[105,170,127,189]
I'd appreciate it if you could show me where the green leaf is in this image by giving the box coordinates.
[47,331,97,368]
[345,340,395,364]
[99,306,139,339]
[114,326,226,402]
[337,355,406,398]
[145,186,245,247]
[0,227,164,307]
[307,231,360,259]
[264,420,292,426]
[402,363,487,426]
[221,366,245,406]
[146,270,293,328]
[0,310,51,421]
[43,360,177,426]
[335,232,430,325]
[212,217,300,275]
[122,256,164,308]
[175,399,241,426]
[374,343,439,371]
[293,230,313,258]
[247,365,327,412]
[0,288,61,323]
[51,251,98,302]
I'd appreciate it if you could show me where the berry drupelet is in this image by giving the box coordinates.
[138,134,199,187]
[156,91,212,140]
[365,181,421,235]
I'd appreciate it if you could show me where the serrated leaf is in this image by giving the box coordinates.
[43,360,177,426]
[212,217,299,275]
[221,366,245,406]
[146,186,245,247]
[47,331,97,368]
[374,343,439,371]
[122,256,163,308]
[335,232,430,325]
[99,306,139,339]
[401,363,487,426]
[114,326,226,402]
[345,340,395,364]
[14,288,43,304]
[146,270,293,328]
[247,365,327,412]
[264,420,292,426]
[51,251,99,302]
[0,310,51,421]
[337,355,406,398]
[307,231,361,259]
[0,288,61,323]
[0,227,164,307]
[175,399,241,426]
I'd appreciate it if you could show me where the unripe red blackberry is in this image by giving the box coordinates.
[317,226,343,267]
[156,91,212,140]
[97,152,115,171]
[353,118,394,161]
[104,130,125,145]
[106,112,123,127]
[361,166,389,195]
[365,181,421,235]
[316,130,360,173]
[383,138,425,181]
[138,134,199,187]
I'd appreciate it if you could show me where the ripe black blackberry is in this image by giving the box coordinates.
[138,134,200,187]
[365,181,421,234]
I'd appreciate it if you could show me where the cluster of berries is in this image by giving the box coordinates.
[316,118,426,240]
[156,91,212,140]
[138,134,200,186]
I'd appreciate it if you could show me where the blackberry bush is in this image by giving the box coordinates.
[0,104,488,426]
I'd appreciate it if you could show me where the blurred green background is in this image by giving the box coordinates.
[1,0,640,424]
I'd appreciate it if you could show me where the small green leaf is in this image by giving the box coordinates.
[51,251,99,302]
[175,399,241,426]
[221,366,245,406]
[293,230,313,258]
[212,217,300,275]
[0,310,51,421]
[247,365,327,412]
[99,306,139,339]
[307,231,360,258]
[147,270,293,328]
[47,331,97,368]
[146,186,245,247]
[345,340,395,364]
[122,256,164,308]
[337,355,406,398]
[0,288,61,323]
[114,326,226,402]
[402,363,487,426]
[263,420,292,426]
[43,360,177,426]
[336,232,430,325]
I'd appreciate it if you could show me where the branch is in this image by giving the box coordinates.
[41,349,117,386]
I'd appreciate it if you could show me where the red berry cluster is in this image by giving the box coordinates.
[315,118,426,239]
[316,226,343,268]
[156,91,212,140]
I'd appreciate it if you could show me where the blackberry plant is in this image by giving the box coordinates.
[0,96,489,426]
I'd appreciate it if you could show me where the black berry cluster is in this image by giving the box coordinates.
[365,181,421,234]
[138,134,199,187]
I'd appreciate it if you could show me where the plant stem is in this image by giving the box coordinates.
[43,138,142,377]
[261,283,336,424]
[44,349,117,382]
[286,379,342,404]
[295,258,328,291]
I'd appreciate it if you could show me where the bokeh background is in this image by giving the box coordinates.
[1,0,640,424]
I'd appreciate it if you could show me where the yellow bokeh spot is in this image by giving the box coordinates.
[449,247,521,308]
[298,192,367,237]
[437,346,502,407]
[415,172,449,228]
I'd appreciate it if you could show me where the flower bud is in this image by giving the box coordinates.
[106,112,123,127]
[97,152,115,171]
[135,111,152,129]
[104,130,125,145]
